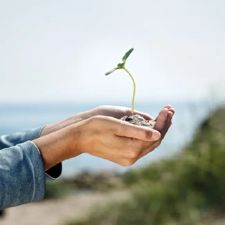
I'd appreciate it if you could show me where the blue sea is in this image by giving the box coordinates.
[0,101,213,176]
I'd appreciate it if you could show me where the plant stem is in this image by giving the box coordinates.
[123,67,136,114]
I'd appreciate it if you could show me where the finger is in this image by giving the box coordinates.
[168,108,175,114]
[96,105,153,120]
[138,141,161,159]
[120,107,153,120]
[160,111,174,138]
[167,111,174,122]
[137,109,175,159]
[114,119,161,142]
[92,137,149,167]
[88,146,125,165]
[93,115,161,142]
[164,105,172,109]
[163,105,175,114]
[154,108,169,132]
[118,135,155,151]
[115,136,149,158]
[94,105,129,118]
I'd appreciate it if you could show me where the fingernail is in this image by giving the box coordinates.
[152,131,161,141]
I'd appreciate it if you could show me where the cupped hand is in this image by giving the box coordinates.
[35,105,175,169]
[69,105,174,166]
[69,115,161,166]
[92,104,175,141]
[93,104,175,138]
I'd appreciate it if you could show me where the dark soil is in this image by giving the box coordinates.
[121,114,155,128]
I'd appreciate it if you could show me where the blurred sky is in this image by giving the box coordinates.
[0,0,225,103]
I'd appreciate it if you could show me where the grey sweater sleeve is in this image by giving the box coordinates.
[0,141,45,209]
[0,127,44,148]
[0,127,62,179]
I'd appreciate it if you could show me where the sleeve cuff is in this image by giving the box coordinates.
[23,141,46,202]
[31,141,62,179]
[1,127,45,147]
[1,127,62,179]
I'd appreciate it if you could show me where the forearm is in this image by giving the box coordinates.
[34,125,81,170]
[41,110,92,136]
[41,105,153,137]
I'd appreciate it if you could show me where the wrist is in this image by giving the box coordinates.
[63,124,82,159]
[67,119,93,155]
[34,125,80,170]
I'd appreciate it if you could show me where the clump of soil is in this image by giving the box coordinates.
[121,114,155,128]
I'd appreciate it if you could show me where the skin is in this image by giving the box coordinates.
[34,105,175,170]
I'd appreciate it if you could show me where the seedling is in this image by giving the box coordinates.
[105,48,136,114]
[105,48,155,128]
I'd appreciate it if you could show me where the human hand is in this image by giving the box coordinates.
[85,104,175,141]
[35,113,162,169]
[41,105,153,136]
[68,115,162,166]
[73,105,174,166]
[36,105,174,169]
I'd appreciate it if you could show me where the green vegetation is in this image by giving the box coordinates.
[44,171,123,200]
[105,48,136,113]
[45,180,73,199]
[66,106,225,225]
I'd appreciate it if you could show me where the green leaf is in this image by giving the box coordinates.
[122,48,134,63]
[105,67,118,76]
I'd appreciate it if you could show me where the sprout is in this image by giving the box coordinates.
[105,48,136,113]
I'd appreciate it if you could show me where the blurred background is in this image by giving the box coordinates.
[0,0,225,225]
